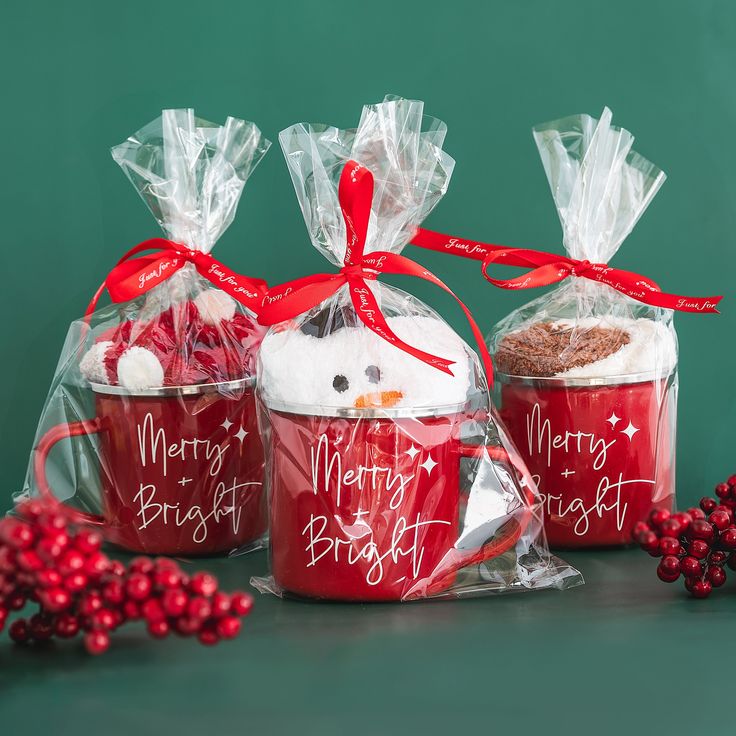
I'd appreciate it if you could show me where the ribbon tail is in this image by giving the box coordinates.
[373,253,495,387]
[84,281,107,323]
[630,290,723,314]
[584,265,722,313]
[411,229,552,271]
[374,253,493,389]
[258,274,347,326]
[345,277,455,376]
[410,228,500,261]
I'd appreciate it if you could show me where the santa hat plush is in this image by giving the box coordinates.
[80,289,263,390]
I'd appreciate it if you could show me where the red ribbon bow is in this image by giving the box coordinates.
[259,161,494,382]
[85,238,268,319]
[411,229,722,314]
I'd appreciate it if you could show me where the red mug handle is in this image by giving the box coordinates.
[406,440,537,599]
[33,419,107,526]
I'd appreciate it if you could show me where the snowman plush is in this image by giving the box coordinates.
[80,286,262,390]
[259,306,475,411]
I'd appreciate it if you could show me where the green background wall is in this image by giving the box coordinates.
[0,0,732,508]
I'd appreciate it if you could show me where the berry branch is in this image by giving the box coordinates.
[633,475,736,599]
[0,500,253,654]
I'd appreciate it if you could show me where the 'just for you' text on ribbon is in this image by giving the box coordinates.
[410,229,722,314]
[85,239,268,318]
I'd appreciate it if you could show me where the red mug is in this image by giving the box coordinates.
[498,371,677,547]
[264,402,534,601]
[33,379,266,555]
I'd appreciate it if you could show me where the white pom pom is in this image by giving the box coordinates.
[117,347,164,391]
[80,341,113,384]
[194,289,236,325]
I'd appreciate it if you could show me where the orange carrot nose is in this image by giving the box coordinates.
[353,390,404,409]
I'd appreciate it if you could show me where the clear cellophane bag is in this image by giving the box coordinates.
[18,109,272,556]
[490,108,678,547]
[252,96,582,600]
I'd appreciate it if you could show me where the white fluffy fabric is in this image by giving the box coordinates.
[79,341,113,384]
[194,289,236,325]
[117,346,164,390]
[259,315,473,409]
[552,316,677,378]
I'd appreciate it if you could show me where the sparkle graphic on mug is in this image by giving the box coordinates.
[514,399,660,542]
[621,421,639,441]
[405,444,420,461]
[221,418,233,431]
[353,508,369,524]
[419,454,437,477]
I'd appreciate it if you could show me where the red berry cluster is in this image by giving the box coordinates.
[633,475,736,599]
[0,500,253,654]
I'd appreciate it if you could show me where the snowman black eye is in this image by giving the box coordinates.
[365,365,381,384]
[332,374,350,393]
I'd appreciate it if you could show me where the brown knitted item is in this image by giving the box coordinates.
[495,321,631,377]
